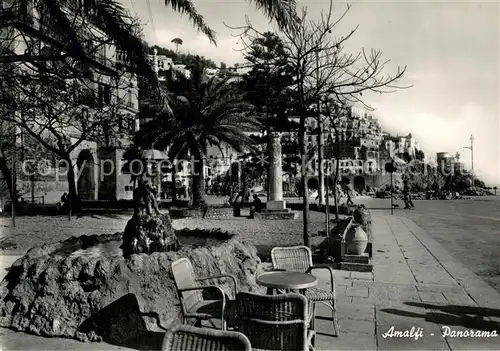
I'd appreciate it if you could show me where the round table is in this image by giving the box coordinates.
[257,271,318,295]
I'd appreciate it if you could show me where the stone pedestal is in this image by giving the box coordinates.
[255,133,298,219]
[268,133,283,204]
[266,200,287,211]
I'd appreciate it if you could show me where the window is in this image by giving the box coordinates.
[127,89,133,107]
[100,42,106,65]
[103,85,111,104]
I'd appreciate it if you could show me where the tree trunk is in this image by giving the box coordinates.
[191,154,204,207]
[171,163,177,202]
[242,170,248,208]
[0,156,19,208]
[301,136,310,247]
[333,127,340,220]
[299,119,310,248]
[30,175,35,203]
[65,154,77,220]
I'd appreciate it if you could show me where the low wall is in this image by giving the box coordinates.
[169,206,234,219]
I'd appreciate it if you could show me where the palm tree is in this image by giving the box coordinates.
[138,67,259,207]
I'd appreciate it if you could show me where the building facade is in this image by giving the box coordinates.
[1,0,140,204]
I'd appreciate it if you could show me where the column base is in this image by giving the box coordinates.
[266,200,287,211]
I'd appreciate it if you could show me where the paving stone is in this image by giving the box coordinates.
[352,281,417,291]
[334,279,353,287]
[440,325,500,351]
[335,285,348,296]
[333,270,352,279]
[368,285,422,304]
[351,297,373,305]
[314,302,335,319]
[315,331,377,350]
[410,265,457,286]
[417,283,464,294]
[336,318,374,335]
[346,286,369,298]
[418,291,448,304]
[443,292,477,306]
[336,303,374,321]
[376,306,449,350]
[461,288,500,310]
[350,271,374,280]
[0,328,134,350]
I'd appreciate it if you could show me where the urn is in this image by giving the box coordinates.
[344,224,368,255]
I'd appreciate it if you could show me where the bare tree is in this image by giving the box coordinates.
[231,1,409,247]
[0,0,145,216]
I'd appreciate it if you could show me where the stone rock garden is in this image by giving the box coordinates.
[0,211,263,344]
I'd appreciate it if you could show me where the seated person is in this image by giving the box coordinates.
[250,194,264,217]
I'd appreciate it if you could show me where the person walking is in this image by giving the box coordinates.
[403,179,415,209]
[341,178,354,205]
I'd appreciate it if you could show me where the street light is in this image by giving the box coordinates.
[463,134,474,189]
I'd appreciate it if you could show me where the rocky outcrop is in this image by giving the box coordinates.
[122,213,179,256]
[0,231,263,343]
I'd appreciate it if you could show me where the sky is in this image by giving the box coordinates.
[120,0,500,186]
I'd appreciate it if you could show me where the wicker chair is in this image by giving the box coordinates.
[230,292,315,351]
[171,258,238,330]
[162,324,252,351]
[271,245,339,337]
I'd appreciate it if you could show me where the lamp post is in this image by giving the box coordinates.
[463,134,474,188]
[385,161,397,215]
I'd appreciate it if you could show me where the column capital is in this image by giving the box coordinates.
[269,132,282,140]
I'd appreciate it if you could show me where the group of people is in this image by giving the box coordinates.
[315,178,355,206]
[228,187,265,218]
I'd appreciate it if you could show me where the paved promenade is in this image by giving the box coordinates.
[1,212,500,350]
[311,212,500,350]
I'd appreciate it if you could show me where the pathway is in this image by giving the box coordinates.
[312,212,500,350]
[1,212,500,350]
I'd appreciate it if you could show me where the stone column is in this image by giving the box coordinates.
[267,132,286,211]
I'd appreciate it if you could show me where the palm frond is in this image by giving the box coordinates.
[248,0,298,31]
[93,0,159,92]
[164,0,217,45]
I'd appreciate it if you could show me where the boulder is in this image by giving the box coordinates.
[0,231,263,343]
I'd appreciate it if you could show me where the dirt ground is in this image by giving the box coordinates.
[2,195,499,293]
[0,209,326,261]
